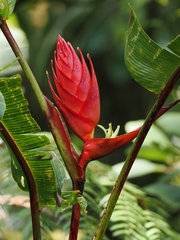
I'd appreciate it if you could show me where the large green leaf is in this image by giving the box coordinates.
[0,75,57,206]
[125,7,180,93]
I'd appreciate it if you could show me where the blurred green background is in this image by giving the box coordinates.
[2,0,180,164]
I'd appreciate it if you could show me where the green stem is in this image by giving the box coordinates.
[94,66,180,239]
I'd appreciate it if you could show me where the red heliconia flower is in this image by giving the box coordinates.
[47,36,100,141]
[47,36,180,171]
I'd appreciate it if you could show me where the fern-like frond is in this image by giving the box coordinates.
[100,182,180,240]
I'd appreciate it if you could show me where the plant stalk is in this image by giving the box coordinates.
[68,178,85,240]
[69,203,81,240]
[93,66,180,239]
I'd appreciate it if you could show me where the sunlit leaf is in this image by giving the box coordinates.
[125,6,180,93]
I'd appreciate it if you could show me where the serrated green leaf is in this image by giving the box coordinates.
[125,6,180,93]
[0,75,57,206]
[0,91,5,120]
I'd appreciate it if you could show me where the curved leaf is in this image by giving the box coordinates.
[125,6,180,93]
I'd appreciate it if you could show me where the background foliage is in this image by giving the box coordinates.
[1,0,180,239]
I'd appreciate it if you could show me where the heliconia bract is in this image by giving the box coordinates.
[47,36,100,141]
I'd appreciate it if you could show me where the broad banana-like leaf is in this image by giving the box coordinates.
[0,74,86,211]
[125,6,180,94]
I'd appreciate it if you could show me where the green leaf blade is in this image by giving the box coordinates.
[125,7,180,93]
[0,75,57,206]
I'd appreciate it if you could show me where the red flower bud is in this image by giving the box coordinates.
[48,36,100,141]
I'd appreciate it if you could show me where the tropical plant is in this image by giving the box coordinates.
[1,1,180,240]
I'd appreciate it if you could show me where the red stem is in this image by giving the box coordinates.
[69,203,81,240]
